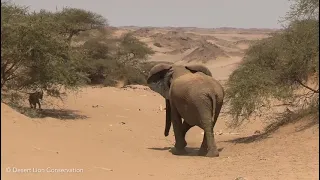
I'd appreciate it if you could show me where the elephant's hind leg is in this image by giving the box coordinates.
[182,121,193,139]
[203,101,223,157]
[205,130,219,157]
[212,101,223,128]
[198,134,208,156]
[170,105,188,155]
[199,112,219,157]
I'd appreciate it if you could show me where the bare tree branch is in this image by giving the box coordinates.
[296,79,319,93]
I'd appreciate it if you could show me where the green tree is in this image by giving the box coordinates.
[55,7,108,44]
[116,33,155,67]
[225,0,319,126]
[1,2,108,94]
[285,0,319,20]
[75,31,154,86]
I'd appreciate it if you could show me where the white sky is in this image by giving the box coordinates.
[9,0,292,28]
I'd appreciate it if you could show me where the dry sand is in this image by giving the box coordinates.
[1,85,318,180]
[1,27,319,180]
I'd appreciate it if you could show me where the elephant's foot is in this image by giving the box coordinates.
[174,140,187,149]
[197,148,208,156]
[205,149,219,157]
[198,137,208,156]
[170,147,188,155]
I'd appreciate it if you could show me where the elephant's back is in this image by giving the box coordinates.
[171,73,216,94]
[170,74,213,105]
[186,72,225,102]
[170,73,224,124]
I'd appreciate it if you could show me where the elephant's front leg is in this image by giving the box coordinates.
[170,106,187,155]
[164,99,171,137]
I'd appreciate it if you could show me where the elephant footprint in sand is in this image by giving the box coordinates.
[147,63,225,157]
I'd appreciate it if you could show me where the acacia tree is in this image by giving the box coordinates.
[73,30,154,85]
[1,2,108,94]
[1,2,29,89]
[55,7,108,44]
[285,0,319,20]
[225,0,319,126]
[116,33,155,67]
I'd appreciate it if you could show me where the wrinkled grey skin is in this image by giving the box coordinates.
[147,64,224,157]
[148,64,214,137]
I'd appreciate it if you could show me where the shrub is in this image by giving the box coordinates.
[1,2,108,93]
[225,0,319,127]
[74,31,154,87]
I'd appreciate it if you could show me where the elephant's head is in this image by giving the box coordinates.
[147,63,173,99]
[147,63,213,137]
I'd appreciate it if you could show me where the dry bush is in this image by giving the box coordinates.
[225,0,319,127]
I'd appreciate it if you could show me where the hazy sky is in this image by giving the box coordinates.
[10,0,292,28]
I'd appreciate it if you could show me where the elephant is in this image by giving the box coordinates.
[147,63,225,157]
[148,63,215,138]
[159,64,213,137]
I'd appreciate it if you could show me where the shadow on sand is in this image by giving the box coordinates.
[148,147,224,157]
[3,102,89,120]
[224,112,319,144]
[223,133,273,144]
[2,99,89,120]
[36,108,88,120]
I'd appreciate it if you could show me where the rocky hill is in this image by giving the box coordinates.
[110,26,275,64]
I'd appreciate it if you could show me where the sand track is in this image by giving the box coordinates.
[1,85,318,180]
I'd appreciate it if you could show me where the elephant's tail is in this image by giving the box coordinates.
[209,92,224,129]
[209,93,217,125]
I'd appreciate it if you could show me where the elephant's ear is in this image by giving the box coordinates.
[147,63,173,99]
[185,64,212,77]
[147,63,172,84]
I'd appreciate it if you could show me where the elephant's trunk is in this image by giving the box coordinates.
[164,99,171,137]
